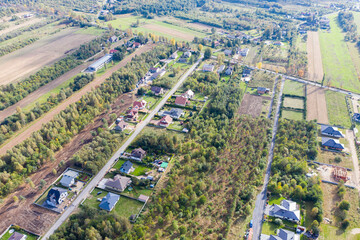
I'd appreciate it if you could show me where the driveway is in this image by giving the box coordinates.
[346,130,360,192]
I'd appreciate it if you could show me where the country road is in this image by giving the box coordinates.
[252,78,285,239]
[41,55,203,240]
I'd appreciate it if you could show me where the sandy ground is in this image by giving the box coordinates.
[0,27,96,85]
[352,98,359,114]
[306,85,329,124]
[0,93,135,235]
[346,130,360,191]
[238,94,271,117]
[307,31,324,82]
[143,24,195,41]
[0,17,44,36]
[0,44,155,156]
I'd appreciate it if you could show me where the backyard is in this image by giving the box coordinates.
[0,227,38,240]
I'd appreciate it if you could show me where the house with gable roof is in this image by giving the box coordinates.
[268,199,301,223]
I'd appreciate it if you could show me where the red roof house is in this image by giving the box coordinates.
[175,96,189,107]
[126,109,138,120]
[159,115,173,127]
[133,100,147,109]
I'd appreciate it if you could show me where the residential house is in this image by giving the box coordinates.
[224,49,232,56]
[269,199,301,223]
[175,96,189,107]
[213,41,220,47]
[99,192,120,211]
[218,65,225,73]
[183,51,192,58]
[138,194,149,203]
[60,170,79,188]
[150,69,166,80]
[126,109,138,121]
[273,41,282,46]
[225,67,233,75]
[242,68,252,77]
[109,49,118,54]
[149,67,159,73]
[320,125,344,138]
[120,160,135,174]
[170,52,178,59]
[181,89,194,99]
[131,148,146,161]
[203,64,215,72]
[151,86,164,95]
[162,108,184,119]
[178,58,187,63]
[353,113,360,123]
[133,42,141,48]
[133,100,147,110]
[227,34,236,39]
[46,187,68,208]
[108,35,118,43]
[114,120,128,132]
[159,115,173,127]
[261,228,300,240]
[239,48,249,57]
[257,87,270,94]
[105,175,132,192]
[322,137,345,151]
[8,232,27,240]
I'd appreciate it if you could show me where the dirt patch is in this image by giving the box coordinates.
[0,27,96,85]
[306,85,329,124]
[307,31,324,82]
[238,94,271,117]
[0,92,135,235]
[0,17,44,36]
[321,183,341,224]
[262,63,286,73]
[0,44,155,156]
[142,24,195,41]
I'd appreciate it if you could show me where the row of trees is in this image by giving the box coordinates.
[338,11,357,41]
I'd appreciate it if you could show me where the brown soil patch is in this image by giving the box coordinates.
[307,31,324,82]
[306,85,329,124]
[0,17,44,36]
[143,24,195,41]
[0,44,155,156]
[262,63,286,73]
[0,27,96,85]
[0,92,135,235]
[238,94,271,117]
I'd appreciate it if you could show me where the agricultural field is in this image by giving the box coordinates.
[238,94,271,118]
[283,80,305,96]
[307,31,324,82]
[319,15,360,93]
[261,44,289,68]
[325,91,351,128]
[283,97,304,109]
[307,85,329,124]
[281,109,304,121]
[107,14,207,42]
[0,27,97,85]
[247,70,276,89]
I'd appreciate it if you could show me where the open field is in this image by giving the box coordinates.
[0,90,136,235]
[283,80,305,96]
[306,85,329,124]
[238,94,271,117]
[281,109,303,120]
[325,91,351,128]
[0,44,154,156]
[283,97,304,109]
[108,14,206,41]
[307,31,324,82]
[319,15,360,93]
[0,27,96,85]
[0,16,44,36]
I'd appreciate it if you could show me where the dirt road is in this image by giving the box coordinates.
[346,130,360,192]
[0,44,155,156]
[306,85,329,124]
[307,31,324,82]
[0,93,135,235]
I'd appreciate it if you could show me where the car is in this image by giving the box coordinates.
[97,191,102,195]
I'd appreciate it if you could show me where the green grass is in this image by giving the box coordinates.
[295,34,307,53]
[84,189,144,218]
[34,185,53,205]
[261,221,278,235]
[325,91,351,128]
[268,196,285,205]
[283,97,304,109]
[113,159,151,176]
[281,110,304,121]
[0,228,38,240]
[283,80,305,96]
[319,14,360,93]
[121,186,153,199]
[75,26,105,35]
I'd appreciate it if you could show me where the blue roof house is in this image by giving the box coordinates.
[120,160,135,174]
[99,192,120,211]
[321,125,344,138]
[322,137,345,151]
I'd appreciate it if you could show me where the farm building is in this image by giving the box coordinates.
[333,167,347,182]
[99,192,120,211]
[321,125,344,138]
[87,54,113,72]
[321,137,344,151]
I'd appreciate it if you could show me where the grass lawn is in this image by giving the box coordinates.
[167,121,184,131]
[283,97,304,109]
[283,80,305,96]
[35,185,53,205]
[121,186,153,198]
[268,195,285,205]
[0,228,38,240]
[325,91,351,128]
[296,34,307,53]
[113,159,151,176]
[281,109,304,121]
[316,150,353,169]
[319,14,360,93]
[261,221,278,235]
[75,26,105,35]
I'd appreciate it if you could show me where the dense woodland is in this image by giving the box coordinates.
[0,44,174,197]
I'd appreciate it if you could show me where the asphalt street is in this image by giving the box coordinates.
[42,56,203,239]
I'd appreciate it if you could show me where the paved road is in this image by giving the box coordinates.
[252,78,285,240]
[42,56,203,240]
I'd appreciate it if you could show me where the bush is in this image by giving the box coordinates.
[274,218,283,226]
[334,156,342,163]
[341,219,350,229]
[339,200,350,211]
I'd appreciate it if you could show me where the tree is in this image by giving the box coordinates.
[204,48,212,60]
[274,218,283,226]
[341,219,350,229]
[198,44,203,52]
[13,196,18,203]
[39,179,47,190]
[211,27,216,34]
[339,200,350,210]
[52,169,57,175]
[311,207,319,217]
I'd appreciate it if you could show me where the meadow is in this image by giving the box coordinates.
[325,91,351,128]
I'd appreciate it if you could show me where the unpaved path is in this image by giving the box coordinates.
[306,85,329,124]
[307,31,324,82]
[346,130,360,193]
[352,98,359,114]
[0,93,135,235]
[0,44,155,156]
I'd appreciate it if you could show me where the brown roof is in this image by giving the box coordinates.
[175,96,188,106]
[105,175,131,192]
[160,115,173,124]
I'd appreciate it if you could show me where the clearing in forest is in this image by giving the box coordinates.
[306,85,329,124]
[238,94,271,117]
[307,31,324,82]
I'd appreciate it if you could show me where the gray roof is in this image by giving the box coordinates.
[120,160,133,173]
[8,232,26,240]
[99,192,120,211]
[63,170,79,178]
[60,175,75,187]
[105,175,131,192]
[321,125,344,138]
[278,229,296,240]
[163,108,183,119]
[322,137,344,149]
[271,204,300,222]
[88,54,112,70]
